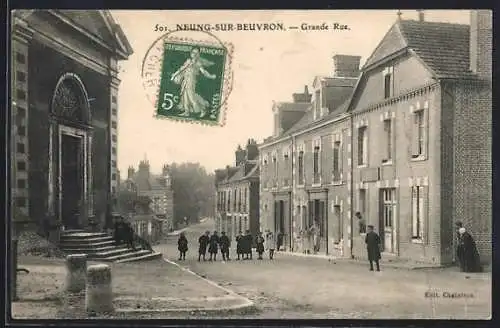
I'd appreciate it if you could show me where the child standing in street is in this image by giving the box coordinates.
[177,232,188,260]
[219,231,230,261]
[235,231,243,260]
[265,230,276,260]
[255,232,265,260]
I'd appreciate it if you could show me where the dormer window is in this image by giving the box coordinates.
[383,66,394,99]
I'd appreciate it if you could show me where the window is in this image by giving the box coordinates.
[112,108,117,115]
[298,150,304,185]
[111,160,117,167]
[243,188,247,212]
[411,186,425,241]
[357,126,368,166]
[112,96,117,104]
[16,52,26,64]
[17,89,26,100]
[18,125,26,136]
[383,119,392,162]
[111,121,117,129]
[112,147,117,155]
[17,179,26,189]
[412,110,425,158]
[283,151,290,187]
[358,189,367,234]
[333,141,341,181]
[16,196,26,207]
[17,143,25,154]
[112,135,117,142]
[238,188,242,212]
[112,173,117,181]
[17,71,26,83]
[383,66,394,99]
[227,191,231,211]
[313,145,320,184]
[17,161,26,171]
[272,155,278,187]
[233,189,237,212]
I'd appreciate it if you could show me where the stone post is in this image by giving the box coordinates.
[85,264,113,314]
[65,254,87,293]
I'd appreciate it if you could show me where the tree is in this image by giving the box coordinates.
[169,162,215,228]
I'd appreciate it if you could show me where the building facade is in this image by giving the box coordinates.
[215,140,260,241]
[123,160,174,233]
[259,11,492,265]
[10,10,133,235]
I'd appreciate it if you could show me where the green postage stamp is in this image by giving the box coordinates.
[155,38,233,126]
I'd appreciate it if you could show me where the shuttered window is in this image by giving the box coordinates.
[411,186,427,241]
[411,109,426,158]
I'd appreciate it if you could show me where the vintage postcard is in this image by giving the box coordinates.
[8,9,492,321]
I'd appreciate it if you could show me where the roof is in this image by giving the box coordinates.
[363,19,473,79]
[216,161,259,185]
[128,172,167,192]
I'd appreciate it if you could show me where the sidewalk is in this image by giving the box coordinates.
[12,255,254,319]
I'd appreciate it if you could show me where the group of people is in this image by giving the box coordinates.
[177,229,282,262]
[112,215,153,251]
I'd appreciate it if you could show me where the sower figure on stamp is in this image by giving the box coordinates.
[177,232,188,261]
[170,48,217,118]
[365,225,381,272]
[198,230,210,262]
[208,231,220,261]
[219,231,230,261]
[235,231,244,260]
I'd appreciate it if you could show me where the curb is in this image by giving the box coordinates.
[159,257,255,314]
[279,251,449,271]
[115,301,258,315]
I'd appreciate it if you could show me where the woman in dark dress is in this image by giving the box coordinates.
[457,227,482,272]
[208,231,220,261]
[177,232,188,260]
[365,225,381,271]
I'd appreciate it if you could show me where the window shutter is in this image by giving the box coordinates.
[424,108,429,157]
[304,141,312,185]
[308,200,314,227]
[383,122,389,161]
[411,113,420,156]
[411,186,418,238]
[339,140,344,180]
[362,128,368,164]
[420,186,428,243]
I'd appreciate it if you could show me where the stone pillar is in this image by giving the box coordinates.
[12,17,33,222]
[109,62,120,207]
[85,264,113,314]
[65,254,87,293]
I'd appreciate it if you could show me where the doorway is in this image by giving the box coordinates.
[379,188,397,253]
[308,199,327,254]
[61,134,83,229]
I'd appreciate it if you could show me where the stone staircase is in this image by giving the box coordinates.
[59,230,162,263]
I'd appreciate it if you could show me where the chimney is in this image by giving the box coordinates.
[332,54,361,78]
[246,138,259,160]
[235,145,246,166]
[127,166,135,179]
[292,85,312,103]
[138,159,150,178]
[417,10,424,22]
[244,162,254,176]
[162,164,170,176]
[469,10,492,80]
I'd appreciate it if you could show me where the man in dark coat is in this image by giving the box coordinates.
[198,230,210,262]
[255,232,265,260]
[276,231,284,252]
[457,227,482,272]
[219,231,230,261]
[365,225,381,271]
[244,230,253,260]
[177,232,188,260]
[208,231,220,261]
[235,231,244,260]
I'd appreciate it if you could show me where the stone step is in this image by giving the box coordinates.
[116,251,163,263]
[60,240,116,249]
[60,232,110,239]
[99,249,154,262]
[60,236,115,244]
[92,246,147,259]
[61,245,118,254]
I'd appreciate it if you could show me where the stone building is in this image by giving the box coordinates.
[259,10,492,265]
[260,57,358,256]
[10,10,133,234]
[215,139,260,241]
[123,160,174,233]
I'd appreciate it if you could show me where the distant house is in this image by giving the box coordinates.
[215,139,260,241]
[122,159,174,235]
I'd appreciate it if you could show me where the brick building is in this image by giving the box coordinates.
[260,57,358,256]
[215,139,260,241]
[349,11,492,265]
[10,10,132,235]
[122,160,174,233]
[259,10,492,265]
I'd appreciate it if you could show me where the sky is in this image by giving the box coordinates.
[111,10,470,175]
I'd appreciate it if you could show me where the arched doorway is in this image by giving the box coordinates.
[49,73,93,230]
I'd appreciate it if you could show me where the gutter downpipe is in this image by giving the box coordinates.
[349,113,354,259]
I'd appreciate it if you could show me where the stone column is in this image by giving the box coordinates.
[85,264,113,314]
[109,62,120,206]
[65,254,87,293]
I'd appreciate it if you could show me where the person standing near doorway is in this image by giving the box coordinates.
[456,226,482,272]
[365,225,381,271]
[255,232,265,260]
[198,230,210,261]
[276,230,284,252]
